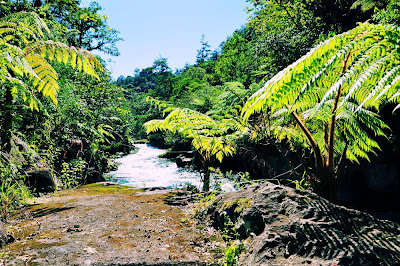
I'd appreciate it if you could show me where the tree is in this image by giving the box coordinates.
[215,31,254,86]
[0,11,103,152]
[45,0,122,56]
[373,0,400,25]
[144,105,238,192]
[302,0,373,31]
[351,0,389,12]
[196,35,211,65]
[242,22,400,200]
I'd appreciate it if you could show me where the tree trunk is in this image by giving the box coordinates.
[1,86,13,153]
[313,164,336,202]
[202,162,210,192]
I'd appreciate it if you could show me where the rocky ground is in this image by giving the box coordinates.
[1,183,225,265]
[203,182,400,265]
[2,181,400,265]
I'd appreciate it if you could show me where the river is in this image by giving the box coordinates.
[108,144,235,191]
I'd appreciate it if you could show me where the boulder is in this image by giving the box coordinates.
[26,168,56,193]
[11,133,42,168]
[203,182,400,265]
[176,154,193,168]
[85,168,105,184]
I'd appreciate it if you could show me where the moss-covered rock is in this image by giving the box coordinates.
[203,182,400,265]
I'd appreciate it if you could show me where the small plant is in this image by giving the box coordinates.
[223,171,251,190]
[193,192,216,219]
[59,159,87,189]
[224,241,245,266]
[287,171,311,191]
[221,212,239,242]
[0,163,31,221]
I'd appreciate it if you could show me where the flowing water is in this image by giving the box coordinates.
[108,144,236,191]
[108,144,203,189]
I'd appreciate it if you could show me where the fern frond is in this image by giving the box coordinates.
[242,22,400,165]
[25,41,104,79]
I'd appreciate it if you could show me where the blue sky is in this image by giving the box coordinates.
[83,0,249,79]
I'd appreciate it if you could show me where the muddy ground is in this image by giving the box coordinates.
[1,183,225,265]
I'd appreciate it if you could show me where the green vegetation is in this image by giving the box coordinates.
[242,22,400,199]
[2,0,400,223]
[144,106,238,191]
[137,0,400,201]
[0,1,129,221]
[224,241,245,266]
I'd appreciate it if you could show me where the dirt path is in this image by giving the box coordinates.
[1,183,225,265]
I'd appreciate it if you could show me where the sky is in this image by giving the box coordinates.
[82,0,249,79]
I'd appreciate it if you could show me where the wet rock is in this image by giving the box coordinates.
[85,168,105,183]
[203,182,400,265]
[159,150,195,159]
[176,154,193,167]
[164,188,202,206]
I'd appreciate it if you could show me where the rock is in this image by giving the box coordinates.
[85,169,105,184]
[6,233,15,244]
[0,222,6,248]
[203,182,400,265]
[11,133,42,168]
[176,154,193,167]
[26,168,56,193]
[160,150,195,159]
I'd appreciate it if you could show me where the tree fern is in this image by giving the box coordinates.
[242,22,400,199]
[0,12,104,151]
[144,107,238,191]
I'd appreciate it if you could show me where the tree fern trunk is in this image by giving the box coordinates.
[321,50,352,202]
[314,165,336,202]
[292,112,336,201]
[202,162,211,192]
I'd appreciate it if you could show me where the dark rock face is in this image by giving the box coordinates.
[204,183,400,265]
[26,168,56,193]
[0,222,6,248]
[338,160,400,212]
[220,140,305,182]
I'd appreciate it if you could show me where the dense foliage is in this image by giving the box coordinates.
[242,22,400,198]
[0,1,129,221]
[126,0,400,200]
[3,0,400,220]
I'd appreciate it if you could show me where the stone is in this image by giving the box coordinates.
[176,155,193,167]
[203,182,400,265]
[26,168,56,193]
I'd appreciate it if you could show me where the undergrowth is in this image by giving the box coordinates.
[0,159,31,222]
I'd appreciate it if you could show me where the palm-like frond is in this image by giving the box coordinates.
[351,0,388,11]
[0,12,104,109]
[242,22,400,164]
[1,11,50,35]
[144,107,237,163]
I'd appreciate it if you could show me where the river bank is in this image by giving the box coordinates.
[1,183,225,265]
[4,181,400,265]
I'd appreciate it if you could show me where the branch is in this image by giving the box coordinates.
[292,111,325,170]
[274,0,305,31]
[327,50,352,170]
[335,142,348,175]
